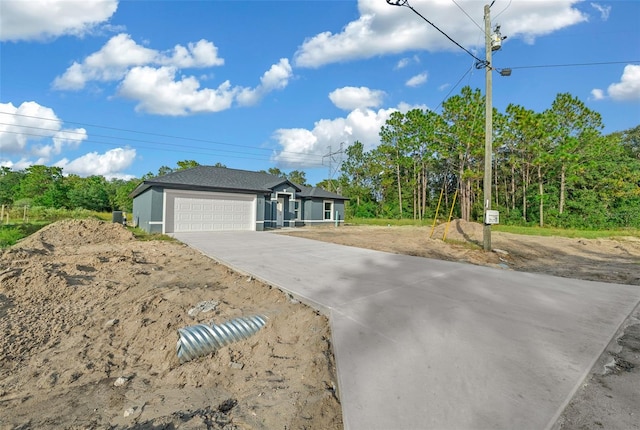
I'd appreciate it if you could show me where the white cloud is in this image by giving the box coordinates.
[160,39,225,68]
[54,34,290,115]
[118,58,293,115]
[0,0,118,42]
[271,102,424,167]
[0,101,87,160]
[406,72,428,87]
[294,0,587,68]
[32,128,87,160]
[55,147,136,179]
[53,33,224,90]
[590,88,605,100]
[117,66,236,115]
[395,58,411,70]
[236,59,293,106]
[590,65,640,102]
[591,3,611,20]
[0,158,32,171]
[0,101,131,177]
[607,65,640,101]
[329,86,386,111]
[395,55,420,70]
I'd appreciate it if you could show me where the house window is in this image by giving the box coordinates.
[323,201,333,220]
[293,200,300,219]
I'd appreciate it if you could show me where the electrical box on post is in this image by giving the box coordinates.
[485,210,499,225]
[112,211,124,224]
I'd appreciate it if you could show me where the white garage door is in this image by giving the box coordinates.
[168,191,255,232]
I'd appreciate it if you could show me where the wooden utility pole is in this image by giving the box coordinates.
[483,4,493,252]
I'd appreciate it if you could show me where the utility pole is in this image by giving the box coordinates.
[483,3,493,252]
[385,0,508,248]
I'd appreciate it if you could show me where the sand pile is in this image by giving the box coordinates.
[430,219,484,243]
[0,219,342,429]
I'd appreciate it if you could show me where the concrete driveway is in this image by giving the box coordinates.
[173,231,640,430]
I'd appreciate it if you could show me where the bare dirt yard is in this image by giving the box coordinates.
[0,219,342,430]
[281,220,640,430]
[1,219,638,429]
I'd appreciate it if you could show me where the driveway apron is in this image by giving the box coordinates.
[173,231,640,430]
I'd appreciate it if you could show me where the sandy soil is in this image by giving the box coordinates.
[1,219,638,429]
[0,219,342,430]
[280,220,640,430]
[280,220,640,286]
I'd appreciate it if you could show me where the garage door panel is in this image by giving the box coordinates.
[170,192,255,232]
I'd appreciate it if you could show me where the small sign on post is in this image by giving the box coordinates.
[485,210,499,225]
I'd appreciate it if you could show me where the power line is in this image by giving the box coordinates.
[387,0,488,68]
[493,0,513,20]
[0,120,325,162]
[0,111,326,162]
[451,0,484,34]
[433,64,474,113]
[0,128,325,167]
[506,60,640,70]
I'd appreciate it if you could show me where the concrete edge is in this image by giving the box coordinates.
[545,297,640,430]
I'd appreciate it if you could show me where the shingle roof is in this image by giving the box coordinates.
[297,185,349,200]
[130,166,347,200]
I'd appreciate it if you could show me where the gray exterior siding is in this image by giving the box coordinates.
[302,198,345,225]
[256,194,266,231]
[264,199,274,229]
[130,167,348,232]
[132,187,164,233]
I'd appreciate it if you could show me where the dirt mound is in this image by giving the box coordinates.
[15,218,134,250]
[0,220,342,429]
[430,219,484,243]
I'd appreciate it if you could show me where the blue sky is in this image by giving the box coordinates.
[1,0,639,185]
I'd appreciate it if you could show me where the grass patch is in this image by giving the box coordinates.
[0,227,24,248]
[347,217,434,227]
[442,238,482,249]
[347,217,639,240]
[492,225,640,239]
[0,222,50,248]
[127,226,175,242]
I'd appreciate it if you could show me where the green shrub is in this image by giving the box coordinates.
[0,227,23,248]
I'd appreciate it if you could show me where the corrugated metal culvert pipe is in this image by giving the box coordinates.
[176,315,267,363]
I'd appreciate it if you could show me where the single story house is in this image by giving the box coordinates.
[130,166,348,233]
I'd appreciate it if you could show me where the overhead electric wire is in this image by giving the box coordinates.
[389,0,487,67]
[433,64,474,113]
[0,128,324,166]
[505,60,640,70]
[493,0,512,20]
[0,111,326,162]
[451,0,484,34]
[0,121,325,162]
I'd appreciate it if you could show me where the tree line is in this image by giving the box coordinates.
[0,160,312,216]
[336,88,640,228]
[1,87,638,229]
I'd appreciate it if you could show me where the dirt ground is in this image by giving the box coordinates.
[1,219,638,429]
[0,219,342,430]
[281,220,640,430]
